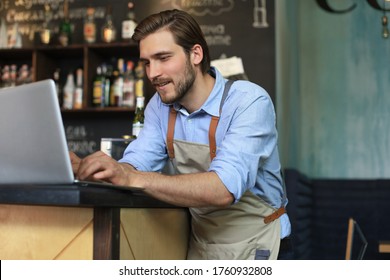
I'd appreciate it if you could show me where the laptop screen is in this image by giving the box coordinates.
[0,79,75,184]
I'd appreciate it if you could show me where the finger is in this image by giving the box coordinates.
[69,151,79,162]
[77,152,116,180]
[77,159,104,180]
[69,151,81,174]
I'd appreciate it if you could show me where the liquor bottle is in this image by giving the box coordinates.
[53,68,61,105]
[102,64,112,107]
[122,60,135,108]
[122,2,137,41]
[101,5,116,43]
[84,6,96,43]
[1,65,10,88]
[63,72,75,109]
[73,68,83,109]
[92,66,104,107]
[8,23,22,48]
[0,19,7,49]
[9,64,17,87]
[40,3,53,45]
[109,69,119,106]
[17,64,32,85]
[135,61,145,97]
[17,64,31,86]
[112,58,125,106]
[132,96,145,137]
[58,0,72,46]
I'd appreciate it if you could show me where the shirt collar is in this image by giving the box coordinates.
[172,67,226,117]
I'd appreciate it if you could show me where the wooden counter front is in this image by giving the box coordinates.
[0,184,189,260]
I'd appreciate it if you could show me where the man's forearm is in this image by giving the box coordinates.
[126,168,234,208]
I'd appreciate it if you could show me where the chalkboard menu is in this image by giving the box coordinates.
[0,0,275,99]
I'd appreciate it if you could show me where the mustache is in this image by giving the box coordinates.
[151,78,171,86]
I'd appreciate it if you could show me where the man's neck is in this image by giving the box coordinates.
[179,72,215,114]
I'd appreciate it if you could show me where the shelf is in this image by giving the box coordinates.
[35,45,84,58]
[86,41,138,49]
[61,107,134,115]
[0,48,33,63]
[0,47,34,55]
[0,42,138,51]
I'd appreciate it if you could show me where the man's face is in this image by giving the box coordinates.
[139,29,196,104]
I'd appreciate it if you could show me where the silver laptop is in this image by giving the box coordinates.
[0,79,142,191]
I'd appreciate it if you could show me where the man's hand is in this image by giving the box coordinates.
[73,151,135,186]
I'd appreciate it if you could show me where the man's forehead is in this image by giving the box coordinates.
[139,30,181,58]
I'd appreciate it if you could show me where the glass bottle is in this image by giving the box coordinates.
[109,69,119,106]
[73,68,83,109]
[135,61,145,97]
[101,5,116,43]
[122,2,137,41]
[92,66,104,107]
[1,65,10,88]
[40,3,53,45]
[132,96,145,137]
[9,64,17,87]
[53,68,61,105]
[63,72,75,109]
[84,6,96,43]
[122,60,135,108]
[18,64,30,86]
[0,19,7,49]
[113,58,125,106]
[58,0,72,46]
[102,64,112,107]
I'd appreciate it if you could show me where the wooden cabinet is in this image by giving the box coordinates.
[0,43,150,156]
[0,42,140,109]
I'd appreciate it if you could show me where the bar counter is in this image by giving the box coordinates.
[0,184,189,260]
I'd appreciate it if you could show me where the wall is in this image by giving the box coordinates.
[276,0,390,179]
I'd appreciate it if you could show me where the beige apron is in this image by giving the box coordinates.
[166,81,284,260]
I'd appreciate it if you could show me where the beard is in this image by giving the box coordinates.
[153,57,196,105]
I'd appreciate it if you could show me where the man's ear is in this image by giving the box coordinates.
[190,44,203,66]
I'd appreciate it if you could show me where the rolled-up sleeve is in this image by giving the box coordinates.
[209,83,278,203]
[119,94,169,172]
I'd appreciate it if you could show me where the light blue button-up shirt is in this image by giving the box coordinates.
[120,67,291,238]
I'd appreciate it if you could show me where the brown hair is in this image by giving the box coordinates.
[132,9,210,74]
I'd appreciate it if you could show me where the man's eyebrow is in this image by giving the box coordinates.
[139,57,149,63]
[140,51,174,61]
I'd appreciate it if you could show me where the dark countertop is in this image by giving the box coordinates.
[0,183,177,208]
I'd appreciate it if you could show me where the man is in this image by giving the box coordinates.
[71,9,291,260]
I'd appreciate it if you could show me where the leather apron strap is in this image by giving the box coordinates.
[167,107,177,159]
[264,206,286,224]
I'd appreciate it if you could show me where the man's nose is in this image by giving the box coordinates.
[148,61,162,80]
